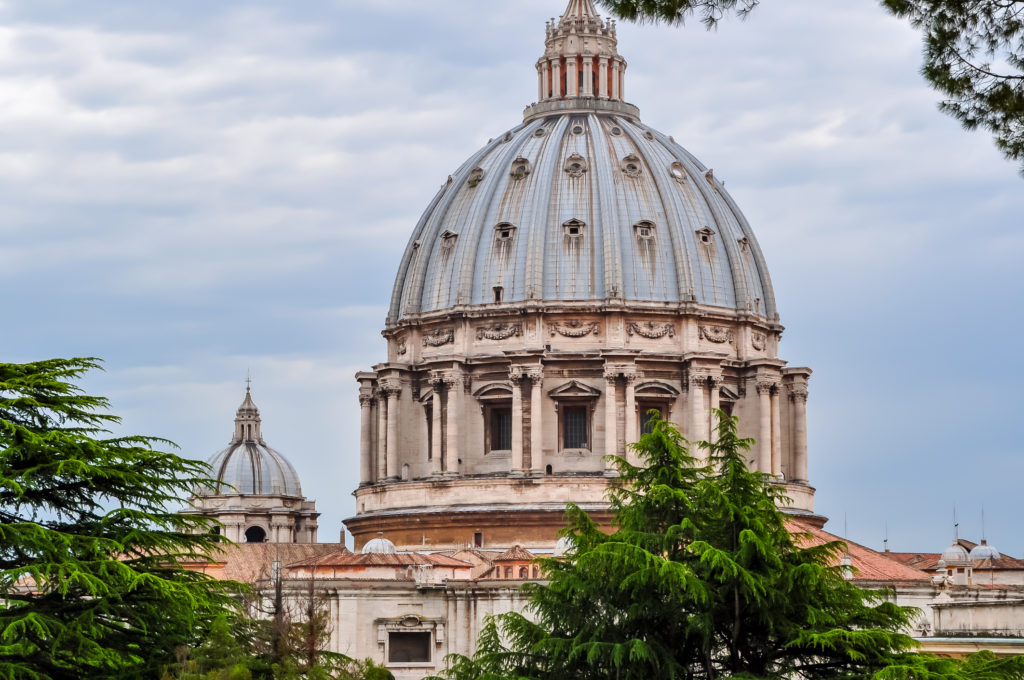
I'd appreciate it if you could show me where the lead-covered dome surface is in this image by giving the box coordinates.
[197,388,304,497]
[388,112,777,324]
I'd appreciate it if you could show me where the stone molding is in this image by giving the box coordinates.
[476,322,522,341]
[751,331,766,351]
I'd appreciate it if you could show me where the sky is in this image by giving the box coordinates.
[2,0,1021,555]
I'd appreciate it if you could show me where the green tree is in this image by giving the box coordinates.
[596,0,1024,174]
[429,413,1024,680]
[0,358,238,680]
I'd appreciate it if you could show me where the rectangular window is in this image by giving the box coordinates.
[388,631,431,663]
[490,407,512,450]
[641,407,662,435]
[563,405,588,449]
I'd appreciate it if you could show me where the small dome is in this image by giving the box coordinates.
[198,388,303,497]
[553,536,574,557]
[362,536,397,554]
[969,539,1001,562]
[940,541,970,566]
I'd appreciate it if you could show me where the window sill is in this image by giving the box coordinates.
[559,447,592,456]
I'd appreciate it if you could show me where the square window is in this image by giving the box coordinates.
[388,631,431,663]
[640,406,663,435]
[563,405,588,449]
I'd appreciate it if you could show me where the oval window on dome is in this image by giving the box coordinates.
[669,162,686,183]
[467,166,485,188]
[572,124,584,135]
[621,154,642,178]
[563,152,588,178]
[510,157,531,180]
[610,126,623,136]
[533,127,546,137]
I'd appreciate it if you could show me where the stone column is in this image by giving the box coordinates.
[770,388,782,478]
[527,366,544,474]
[610,61,620,99]
[603,367,619,472]
[756,381,773,474]
[542,62,551,100]
[790,386,809,482]
[375,388,388,480]
[618,65,625,101]
[624,369,639,447]
[552,60,561,97]
[382,380,400,481]
[537,63,544,101]
[509,367,525,474]
[430,373,444,477]
[444,372,462,476]
[359,394,373,483]
[581,55,593,96]
[689,373,707,458]
[567,56,578,97]
[709,376,722,440]
[598,57,608,98]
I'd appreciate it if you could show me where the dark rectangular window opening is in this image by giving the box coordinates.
[490,407,512,450]
[388,631,431,663]
[563,405,588,449]
[641,407,663,435]
[474,531,483,548]
[493,286,503,303]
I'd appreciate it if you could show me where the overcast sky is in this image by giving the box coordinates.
[3,0,1021,555]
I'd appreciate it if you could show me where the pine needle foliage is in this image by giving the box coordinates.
[429,412,1024,680]
[0,358,239,680]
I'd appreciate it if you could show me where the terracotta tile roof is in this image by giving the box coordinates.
[287,551,471,569]
[887,550,1024,572]
[494,545,536,562]
[184,543,347,581]
[787,518,931,583]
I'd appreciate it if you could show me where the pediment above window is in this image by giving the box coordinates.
[547,380,601,400]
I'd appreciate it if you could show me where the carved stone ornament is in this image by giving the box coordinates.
[358,394,374,407]
[751,331,766,351]
[476,322,522,341]
[396,337,408,356]
[550,320,600,337]
[626,321,675,339]
[755,380,777,395]
[466,166,485,188]
[563,152,588,178]
[422,327,455,347]
[788,386,809,402]
[378,378,401,396]
[510,156,531,180]
[699,325,734,344]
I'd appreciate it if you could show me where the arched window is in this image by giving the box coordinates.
[244,526,267,543]
[519,567,528,579]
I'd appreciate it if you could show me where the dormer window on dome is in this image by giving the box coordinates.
[495,223,516,241]
[440,230,458,249]
[696,227,715,244]
[621,154,642,177]
[510,157,531,180]
[563,219,585,238]
[634,220,655,240]
[467,166,485,188]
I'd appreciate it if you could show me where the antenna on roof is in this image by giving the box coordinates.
[953,505,959,541]
[981,506,987,541]
[884,521,889,553]
[246,368,252,392]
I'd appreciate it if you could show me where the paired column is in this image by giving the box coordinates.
[444,372,462,476]
[688,374,708,457]
[551,60,562,97]
[429,373,444,477]
[566,56,578,97]
[597,57,609,98]
[509,367,525,474]
[709,375,722,439]
[790,386,809,482]
[375,387,388,480]
[382,380,401,481]
[358,394,373,483]
[770,386,782,478]
[756,381,774,474]
[611,62,620,100]
[581,56,593,96]
[526,366,544,473]
[603,368,618,473]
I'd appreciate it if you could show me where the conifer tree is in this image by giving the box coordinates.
[0,358,237,680]
[429,413,1024,680]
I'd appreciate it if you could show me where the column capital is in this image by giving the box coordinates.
[379,378,401,396]
[623,368,643,384]
[358,394,374,408]
[755,380,777,395]
[524,366,544,381]
[443,371,464,389]
[787,386,809,402]
[689,370,712,388]
[428,371,446,388]
[508,365,526,384]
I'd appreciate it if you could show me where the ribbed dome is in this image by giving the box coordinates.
[969,539,1001,561]
[940,541,970,566]
[198,388,303,497]
[362,536,397,554]
[388,112,777,324]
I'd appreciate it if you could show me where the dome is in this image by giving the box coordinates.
[198,388,304,497]
[387,0,775,326]
[969,539,1001,561]
[940,541,970,566]
[553,536,574,557]
[362,536,397,554]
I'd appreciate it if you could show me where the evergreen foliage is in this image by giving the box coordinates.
[428,413,1024,680]
[0,358,237,680]
[596,0,1024,174]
